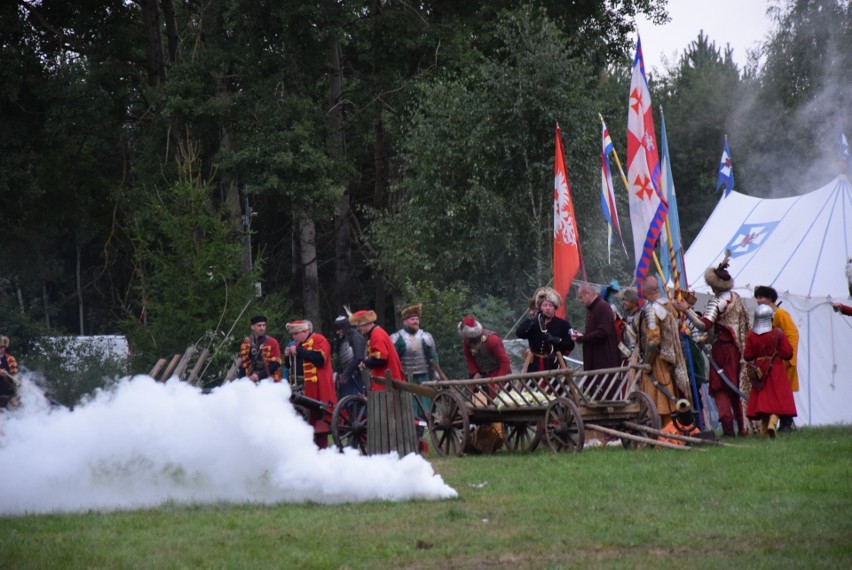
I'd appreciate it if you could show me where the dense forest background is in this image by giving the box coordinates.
[1,0,849,394]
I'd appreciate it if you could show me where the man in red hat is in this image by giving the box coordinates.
[349,310,404,390]
[459,315,511,381]
[284,320,337,448]
[238,315,282,382]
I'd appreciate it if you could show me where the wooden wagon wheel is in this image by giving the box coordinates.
[621,391,661,450]
[503,421,542,453]
[428,391,469,457]
[543,397,585,452]
[331,394,368,454]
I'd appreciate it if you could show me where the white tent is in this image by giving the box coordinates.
[684,174,852,426]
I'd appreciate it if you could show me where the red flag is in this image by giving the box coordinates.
[553,125,580,318]
[626,36,668,293]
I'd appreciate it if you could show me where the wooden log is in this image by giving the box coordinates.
[622,421,736,447]
[148,358,167,378]
[173,346,197,380]
[186,348,209,386]
[369,374,438,398]
[159,354,181,381]
[422,363,650,387]
[584,423,693,451]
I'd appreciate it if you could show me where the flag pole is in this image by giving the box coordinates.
[597,114,629,259]
[599,114,672,300]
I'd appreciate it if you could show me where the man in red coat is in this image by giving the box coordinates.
[238,315,282,382]
[744,305,796,438]
[284,320,337,448]
[349,310,404,390]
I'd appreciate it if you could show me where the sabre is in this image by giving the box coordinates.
[646,370,678,402]
[700,345,748,401]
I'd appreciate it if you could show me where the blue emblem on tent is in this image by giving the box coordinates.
[725,222,779,258]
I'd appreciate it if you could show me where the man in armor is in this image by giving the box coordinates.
[391,304,440,425]
[459,315,511,384]
[675,252,750,437]
[754,286,799,432]
[238,315,282,382]
[516,287,575,373]
[620,287,641,355]
[333,315,366,398]
[636,276,690,427]
[744,304,796,438]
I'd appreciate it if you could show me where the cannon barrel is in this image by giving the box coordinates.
[289,390,333,413]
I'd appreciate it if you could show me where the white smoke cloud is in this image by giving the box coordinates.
[0,375,456,516]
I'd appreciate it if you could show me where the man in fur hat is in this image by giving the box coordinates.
[459,315,511,382]
[754,285,799,432]
[391,304,440,426]
[675,252,750,437]
[516,287,575,372]
[349,309,404,390]
[284,320,337,448]
[238,315,282,382]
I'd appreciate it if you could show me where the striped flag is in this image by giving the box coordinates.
[553,125,581,318]
[626,36,668,293]
[600,122,627,263]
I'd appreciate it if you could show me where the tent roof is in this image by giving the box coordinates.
[684,175,852,299]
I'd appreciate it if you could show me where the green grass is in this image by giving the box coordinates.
[2,427,851,569]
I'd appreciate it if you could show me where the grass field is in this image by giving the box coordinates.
[2,426,850,569]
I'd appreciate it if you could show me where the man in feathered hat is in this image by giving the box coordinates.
[516,287,575,372]
[391,304,440,430]
[238,315,282,382]
[675,251,750,437]
[349,309,404,390]
[284,320,337,448]
[754,285,799,432]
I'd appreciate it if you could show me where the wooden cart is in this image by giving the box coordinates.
[417,363,671,456]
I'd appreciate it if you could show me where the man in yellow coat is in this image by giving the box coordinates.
[754,286,799,432]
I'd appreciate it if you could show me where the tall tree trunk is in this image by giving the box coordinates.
[76,243,85,335]
[141,0,166,87]
[43,282,51,330]
[326,26,352,312]
[159,0,179,64]
[370,0,388,322]
[299,215,321,325]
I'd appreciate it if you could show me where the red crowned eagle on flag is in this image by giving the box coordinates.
[553,125,580,318]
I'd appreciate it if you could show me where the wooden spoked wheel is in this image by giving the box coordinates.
[621,391,661,450]
[503,421,542,452]
[543,397,585,452]
[428,391,470,457]
[331,394,368,454]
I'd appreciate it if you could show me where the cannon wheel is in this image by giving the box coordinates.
[621,391,661,450]
[331,394,368,454]
[428,391,469,457]
[544,397,585,452]
[503,421,542,452]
